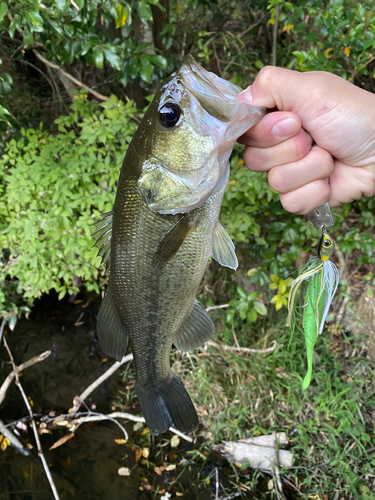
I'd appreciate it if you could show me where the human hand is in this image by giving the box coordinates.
[237,67,375,214]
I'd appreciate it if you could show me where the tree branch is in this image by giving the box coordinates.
[0,350,51,406]
[33,50,108,102]
[70,353,133,414]
[2,338,59,500]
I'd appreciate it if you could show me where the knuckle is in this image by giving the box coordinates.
[268,167,287,193]
[256,66,277,88]
[243,146,265,172]
[280,193,305,214]
[317,147,334,175]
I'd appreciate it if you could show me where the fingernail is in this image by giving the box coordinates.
[271,118,299,137]
[237,86,252,104]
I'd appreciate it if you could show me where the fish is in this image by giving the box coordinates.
[93,55,265,435]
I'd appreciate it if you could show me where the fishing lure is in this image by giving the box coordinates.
[287,228,339,390]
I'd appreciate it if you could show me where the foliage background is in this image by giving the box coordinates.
[0,0,375,498]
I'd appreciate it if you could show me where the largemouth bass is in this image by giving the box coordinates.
[93,56,264,435]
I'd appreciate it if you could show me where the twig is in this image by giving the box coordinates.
[239,15,268,38]
[205,304,229,312]
[271,6,279,66]
[0,418,30,456]
[0,350,51,406]
[207,339,278,354]
[33,50,108,102]
[70,353,133,414]
[15,59,56,98]
[54,411,194,443]
[2,338,60,500]
[215,467,219,499]
[0,320,4,345]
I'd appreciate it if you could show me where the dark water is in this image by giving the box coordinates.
[0,294,288,500]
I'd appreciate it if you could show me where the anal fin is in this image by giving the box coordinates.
[174,300,214,351]
[212,222,238,270]
[97,281,128,361]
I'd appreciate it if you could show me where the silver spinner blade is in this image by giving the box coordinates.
[306,202,334,231]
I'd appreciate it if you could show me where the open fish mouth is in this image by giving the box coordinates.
[179,55,244,122]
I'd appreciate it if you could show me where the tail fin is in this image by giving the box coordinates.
[136,373,199,435]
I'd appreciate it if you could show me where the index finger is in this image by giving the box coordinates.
[238,111,302,148]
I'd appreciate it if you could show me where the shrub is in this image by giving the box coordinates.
[0,93,137,303]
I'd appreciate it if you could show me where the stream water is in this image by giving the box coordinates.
[0,293,291,500]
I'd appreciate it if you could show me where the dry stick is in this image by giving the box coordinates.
[205,304,229,313]
[0,350,51,406]
[70,353,133,414]
[207,339,278,354]
[0,418,30,456]
[2,338,60,500]
[0,320,5,345]
[68,354,193,443]
[33,50,108,102]
[55,411,193,444]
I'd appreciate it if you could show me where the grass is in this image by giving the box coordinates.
[170,300,375,499]
[113,283,375,499]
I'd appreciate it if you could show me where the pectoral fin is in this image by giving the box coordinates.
[174,300,214,351]
[212,222,238,270]
[97,281,128,361]
[152,215,197,268]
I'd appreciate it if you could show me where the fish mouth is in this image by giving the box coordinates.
[179,56,241,122]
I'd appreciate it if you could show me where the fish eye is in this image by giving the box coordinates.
[159,103,182,128]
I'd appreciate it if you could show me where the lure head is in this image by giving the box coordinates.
[318,233,335,261]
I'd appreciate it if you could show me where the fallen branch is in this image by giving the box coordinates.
[53,411,193,443]
[33,50,108,102]
[207,339,278,354]
[70,353,133,414]
[3,338,60,500]
[0,418,30,456]
[0,350,51,406]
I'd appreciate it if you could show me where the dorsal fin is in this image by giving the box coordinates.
[92,211,113,273]
[212,222,238,270]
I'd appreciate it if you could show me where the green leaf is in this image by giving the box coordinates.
[253,301,267,316]
[140,56,153,82]
[279,280,286,294]
[8,14,21,37]
[138,0,152,21]
[103,47,122,70]
[24,11,44,32]
[148,54,167,68]
[93,47,104,69]
[248,308,258,322]
[236,287,247,300]
[0,2,7,22]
